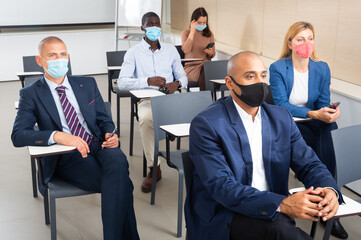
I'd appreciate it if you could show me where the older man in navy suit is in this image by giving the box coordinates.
[185,51,342,240]
[11,36,139,240]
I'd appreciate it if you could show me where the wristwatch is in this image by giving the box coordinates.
[176,80,182,88]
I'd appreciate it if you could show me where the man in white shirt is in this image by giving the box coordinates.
[185,51,342,240]
[118,12,187,192]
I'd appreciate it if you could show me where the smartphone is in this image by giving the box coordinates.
[159,87,167,93]
[205,42,215,49]
[329,101,340,109]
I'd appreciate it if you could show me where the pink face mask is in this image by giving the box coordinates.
[294,42,314,58]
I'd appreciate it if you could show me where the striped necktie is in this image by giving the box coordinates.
[56,85,94,145]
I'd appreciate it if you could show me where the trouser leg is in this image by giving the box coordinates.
[297,121,337,177]
[138,99,160,168]
[230,213,312,240]
[56,142,139,240]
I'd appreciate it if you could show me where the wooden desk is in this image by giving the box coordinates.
[209,79,226,101]
[160,123,190,168]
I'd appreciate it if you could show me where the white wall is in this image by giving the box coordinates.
[0,0,115,26]
[0,29,181,81]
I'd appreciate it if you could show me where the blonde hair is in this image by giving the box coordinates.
[279,21,320,61]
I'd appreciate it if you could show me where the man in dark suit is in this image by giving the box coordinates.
[11,36,139,240]
[185,51,342,240]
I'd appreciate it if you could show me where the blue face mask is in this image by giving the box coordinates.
[195,24,207,31]
[145,26,161,41]
[43,58,69,79]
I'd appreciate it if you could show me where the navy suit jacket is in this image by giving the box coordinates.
[269,58,331,118]
[185,96,341,240]
[11,76,115,189]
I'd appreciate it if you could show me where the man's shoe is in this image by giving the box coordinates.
[321,219,348,239]
[141,166,162,193]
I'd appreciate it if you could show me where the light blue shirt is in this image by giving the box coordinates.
[45,76,94,144]
[117,38,187,89]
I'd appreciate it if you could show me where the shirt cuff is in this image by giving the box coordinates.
[48,131,57,145]
[179,77,188,89]
[139,77,150,89]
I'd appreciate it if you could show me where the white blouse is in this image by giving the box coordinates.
[289,68,309,107]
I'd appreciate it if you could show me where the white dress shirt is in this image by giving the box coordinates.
[233,100,270,191]
[45,76,94,144]
[232,100,339,202]
[117,38,187,90]
[289,68,308,107]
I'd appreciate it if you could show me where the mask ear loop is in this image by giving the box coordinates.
[228,76,244,100]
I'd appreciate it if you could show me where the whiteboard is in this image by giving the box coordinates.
[0,0,115,27]
[117,0,162,27]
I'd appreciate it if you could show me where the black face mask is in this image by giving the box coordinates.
[229,76,269,107]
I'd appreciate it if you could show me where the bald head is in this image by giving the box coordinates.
[227,51,263,78]
[38,36,66,56]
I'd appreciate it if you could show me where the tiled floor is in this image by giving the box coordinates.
[1,75,361,240]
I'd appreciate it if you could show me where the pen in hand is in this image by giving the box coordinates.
[102,127,117,149]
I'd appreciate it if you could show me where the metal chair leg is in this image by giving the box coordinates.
[322,218,335,240]
[31,156,38,198]
[129,96,135,156]
[50,192,57,240]
[150,155,159,205]
[44,188,50,225]
[143,153,147,178]
[310,221,318,239]
[177,168,184,238]
[176,137,181,150]
[116,95,120,149]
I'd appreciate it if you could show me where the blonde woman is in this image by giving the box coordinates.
[269,22,346,239]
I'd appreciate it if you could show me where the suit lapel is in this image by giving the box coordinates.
[286,58,294,96]
[260,106,273,191]
[36,78,62,130]
[307,59,317,106]
[224,96,253,185]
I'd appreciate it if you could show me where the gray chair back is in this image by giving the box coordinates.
[106,51,126,78]
[151,91,213,161]
[106,51,130,97]
[203,60,228,98]
[23,56,44,73]
[175,45,185,59]
[332,124,361,189]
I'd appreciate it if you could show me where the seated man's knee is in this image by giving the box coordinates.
[272,214,311,240]
[104,149,129,174]
[139,109,153,128]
